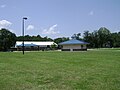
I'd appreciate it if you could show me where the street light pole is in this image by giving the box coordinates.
[22,17,27,55]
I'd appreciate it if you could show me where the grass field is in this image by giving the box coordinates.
[0,49,120,90]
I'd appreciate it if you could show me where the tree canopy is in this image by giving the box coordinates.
[54,37,69,44]
[71,33,81,40]
[83,27,120,48]
[0,28,16,51]
[16,35,53,41]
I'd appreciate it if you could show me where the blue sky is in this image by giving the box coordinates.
[0,0,120,38]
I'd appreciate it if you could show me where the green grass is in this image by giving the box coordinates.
[0,49,120,90]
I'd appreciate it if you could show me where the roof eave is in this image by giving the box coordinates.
[59,43,89,45]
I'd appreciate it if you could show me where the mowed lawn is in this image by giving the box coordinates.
[0,49,120,90]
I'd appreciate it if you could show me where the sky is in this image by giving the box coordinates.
[0,0,120,39]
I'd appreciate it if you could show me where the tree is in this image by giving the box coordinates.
[0,28,16,51]
[111,32,120,47]
[98,27,111,47]
[83,30,99,48]
[83,31,89,41]
[54,37,69,44]
[71,33,81,40]
[51,43,57,50]
[83,31,94,47]
[83,27,111,48]
[16,35,53,41]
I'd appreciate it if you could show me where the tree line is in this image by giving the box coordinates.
[17,35,69,45]
[0,27,120,51]
[17,35,53,41]
[83,27,120,48]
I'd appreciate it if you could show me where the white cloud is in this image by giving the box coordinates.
[42,24,60,35]
[26,25,34,30]
[0,20,12,29]
[1,5,6,8]
[89,11,94,16]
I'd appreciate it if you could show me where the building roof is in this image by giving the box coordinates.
[17,43,37,47]
[16,41,56,47]
[59,39,89,45]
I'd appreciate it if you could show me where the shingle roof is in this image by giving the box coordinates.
[59,39,89,45]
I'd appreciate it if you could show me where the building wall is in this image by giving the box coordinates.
[15,41,57,51]
[62,44,87,51]
[16,45,49,51]
[17,46,39,51]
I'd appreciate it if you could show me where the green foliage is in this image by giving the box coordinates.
[0,28,16,51]
[83,27,120,48]
[54,37,69,44]
[17,35,53,41]
[51,43,57,50]
[110,32,120,47]
[98,27,111,47]
[0,49,120,90]
[71,33,81,40]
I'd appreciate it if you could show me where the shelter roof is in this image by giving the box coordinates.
[16,41,56,47]
[59,39,89,45]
